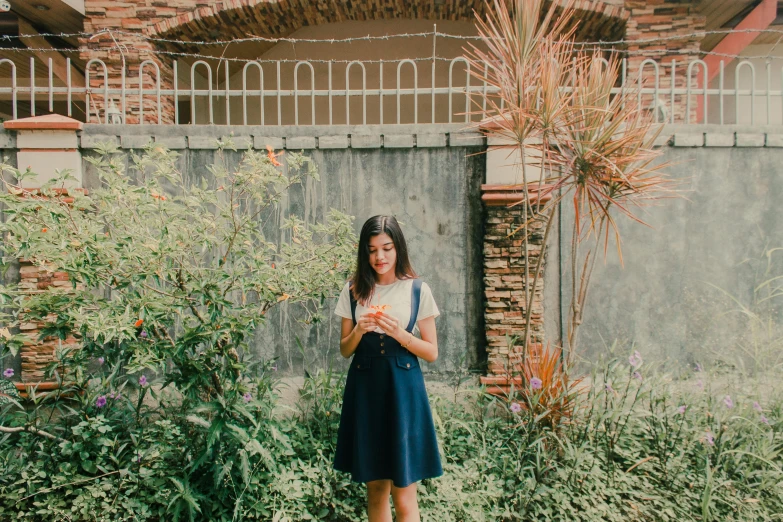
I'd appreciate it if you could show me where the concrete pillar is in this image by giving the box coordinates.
[479,183,553,397]
[3,114,85,386]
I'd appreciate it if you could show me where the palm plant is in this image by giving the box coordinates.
[464,0,682,383]
[463,0,577,384]
[554,56,680,353]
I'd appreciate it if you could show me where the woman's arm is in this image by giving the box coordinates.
[339,317,364,359]
[393,316,438,363]
[414,316,438,362]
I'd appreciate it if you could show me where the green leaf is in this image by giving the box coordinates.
[0,378,21,405]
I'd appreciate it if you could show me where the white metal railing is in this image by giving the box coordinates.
[0,55,779,126]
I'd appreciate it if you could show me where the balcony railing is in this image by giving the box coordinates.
[0,55,778,126]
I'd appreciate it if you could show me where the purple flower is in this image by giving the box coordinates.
[510,402,522,413]
[136,453,142,463]
[140,331,147,338]
[628,351,642,368]
[694,362,703,372]
[243,392,252,403]
[271,364,278,372]
[96,396,107,408]
[139,375,147,387]
[632,371,642,381]
[529,377,543,390]
[704,432,714,446]
[3,368,13,378]
[109,392,115,399]
[723,395,734,409]
[605,383,614,393]
[677,405,686,415]
[114,393,121,400]
[761,415,770,425]
[97,357,104,365]
[753,401,762,413]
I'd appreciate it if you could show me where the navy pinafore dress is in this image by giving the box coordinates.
[333,278,444,488]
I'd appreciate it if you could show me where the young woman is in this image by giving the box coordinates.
[333,215,443,522]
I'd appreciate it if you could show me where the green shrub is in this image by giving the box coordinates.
[0,142,781,520]
[2,354,783,520]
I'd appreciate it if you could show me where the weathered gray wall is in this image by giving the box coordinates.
[546,125,783,369]
[6,122,783,380]
[77,124,487,376]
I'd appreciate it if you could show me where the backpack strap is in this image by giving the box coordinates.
[348,282,357,325]
[405,278,422,333]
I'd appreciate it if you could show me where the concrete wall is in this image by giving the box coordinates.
[5,122,783,379]
[74,123,487,376]
[548,125,783,369]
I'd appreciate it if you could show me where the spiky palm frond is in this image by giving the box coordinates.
[551,55,683,265]
[462,0,577,146]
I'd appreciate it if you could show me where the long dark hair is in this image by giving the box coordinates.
[350,215,417,306]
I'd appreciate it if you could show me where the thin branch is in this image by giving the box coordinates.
[0,424,61,441]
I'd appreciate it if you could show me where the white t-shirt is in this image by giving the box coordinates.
[334,278,440,334]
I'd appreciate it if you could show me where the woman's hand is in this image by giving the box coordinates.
[374,312,404,339]
[355,312,379,335]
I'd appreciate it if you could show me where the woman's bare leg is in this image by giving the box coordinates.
[391,482,420,522]
[367,479,393,522]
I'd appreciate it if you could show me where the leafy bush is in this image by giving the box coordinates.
[0,142,781,521]
[0,140,358,521]
[3,351,782,521]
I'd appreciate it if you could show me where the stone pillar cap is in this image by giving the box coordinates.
[3,114,84,131]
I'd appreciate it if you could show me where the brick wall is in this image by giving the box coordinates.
[480,192,549,396]
[18,259,81,382]
[79,0,204,123]
[624,0,706,122]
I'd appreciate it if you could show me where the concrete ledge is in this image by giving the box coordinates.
[286,136,317,149]
[153,136,187,149]
[450,132,485,147]
[351,135,381,148]
[81,134,119,148]
[254,136,284,150]
[221,135,253,149]
[187,136,221,149]
[653,133,673,147]
[383,134,415,148]
[121,135,153,149]
[318,136,350,149]
[673,133,704,147]
[765,134,783,147]
[704,133,735,147]
[417,133,448,147]
[736,133,765,147]
[70,124,783,151]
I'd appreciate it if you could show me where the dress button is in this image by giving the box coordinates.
[380,335,385,339]
[357,364,361,368]
[380,342,384,346]
[381,350,385,354]
[406,363,411,368]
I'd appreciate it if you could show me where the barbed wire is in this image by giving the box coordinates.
[6,43,783,65]
[5,27,783,48]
